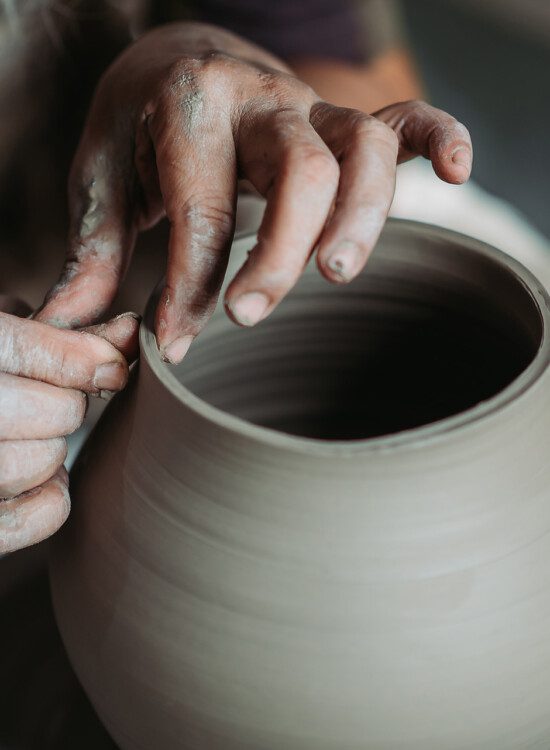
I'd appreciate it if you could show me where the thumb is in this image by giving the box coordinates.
[85,311,141,364]
[0,311,140,394]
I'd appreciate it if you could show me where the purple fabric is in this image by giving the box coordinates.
[192,0,364,62]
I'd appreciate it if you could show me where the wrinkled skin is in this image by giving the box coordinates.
[3,22,472,553]
[0,297,139,554]
[36,22,472,364]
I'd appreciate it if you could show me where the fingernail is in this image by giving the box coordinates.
[451,147,471,169]
[228,292,269,327]
[99,389,116,401]
[162,335,194,365]
[325,240,359,281]
[93,361,125,391]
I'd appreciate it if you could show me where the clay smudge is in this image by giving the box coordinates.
[78,176,108,239]
[169,70,204,135]
[179,89,204,134]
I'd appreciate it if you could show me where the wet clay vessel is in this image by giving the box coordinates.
[50,220,550,749]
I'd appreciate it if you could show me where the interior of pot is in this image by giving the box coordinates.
[174,226,543,440]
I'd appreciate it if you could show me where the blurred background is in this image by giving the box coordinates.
[404,0,550,239]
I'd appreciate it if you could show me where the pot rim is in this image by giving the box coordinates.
[140,218,550,455]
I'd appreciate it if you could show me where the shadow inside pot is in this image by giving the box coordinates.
[176,228,543,441]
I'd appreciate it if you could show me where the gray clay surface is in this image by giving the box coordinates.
[50,220,550,749]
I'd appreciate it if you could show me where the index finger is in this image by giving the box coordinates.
[0,313,129,393]
[34,138,136,329]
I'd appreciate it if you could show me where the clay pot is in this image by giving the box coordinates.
[50,220,550,749]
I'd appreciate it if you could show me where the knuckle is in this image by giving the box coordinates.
[258,70,290,94]
[261,72,317,110]
[285,144,339,185]
[408,98,431,114]
[355,116,399,149]
[198,50,238,82]
[357,118,399,157]
[294,78,318,101]
[176,199,234,240]
[402,99,441,123]
[165,59,199,92]
[163,53,236,97]
[160,53,247,113]
[157,61,203,114]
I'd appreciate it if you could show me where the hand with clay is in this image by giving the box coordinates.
[36,22,473,363]
[0,296,139,554]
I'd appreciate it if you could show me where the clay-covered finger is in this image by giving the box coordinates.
[0,312,130,393]
[224,110,340,326]
[148,102,237,364]
[0,373,86,440]
[0,469,70,554]
[374,99,473,184]
[311,104,398,283]
[85,311,141,363]
[34,138,136,329]
[0,437,67,498]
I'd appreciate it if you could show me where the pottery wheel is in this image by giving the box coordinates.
[0,545,116,750]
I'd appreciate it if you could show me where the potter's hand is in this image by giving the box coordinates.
[0,298,139,554]
[36,23,472,363]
